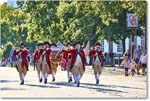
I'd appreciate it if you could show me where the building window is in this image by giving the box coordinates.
[101,41,104,52]
[117,40,123,52]
[141,37,145,50]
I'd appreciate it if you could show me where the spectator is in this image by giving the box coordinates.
[133,45,142,75]
[139,51,147,76]
[109,50,114,67]
[10,47,18,67]
[121,56,130,76]
[123,49,131,61]
[129,59,136,76]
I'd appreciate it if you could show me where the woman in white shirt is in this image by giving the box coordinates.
[139,51,147,76]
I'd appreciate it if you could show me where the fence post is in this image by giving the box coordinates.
[118,55,120,67]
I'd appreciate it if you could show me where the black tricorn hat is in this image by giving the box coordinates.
[44,41,50,46]
[74,41,81,46]
[37,43,43,46]
[66,42,72,46]
[51,43,57,47]
[95,42,101,46]
[20,43,25,47]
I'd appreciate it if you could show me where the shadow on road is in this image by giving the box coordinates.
[1,87,25,91]
[0,80,18,83]
[49,81,76,87]
[81,82,145,90]
[79,84,127,94]
[24,84,61,88]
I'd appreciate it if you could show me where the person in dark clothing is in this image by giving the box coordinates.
[109,50,114,67]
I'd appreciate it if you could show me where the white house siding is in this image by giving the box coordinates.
[136,36,142,46]
[104,40,109,53]
[125,37,130,50]
[103,36,142,54]
[113,43,118,53]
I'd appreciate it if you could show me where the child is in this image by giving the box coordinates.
[139,51,147,76]
[61,58,66,71]
[129,59,136,76]
[121,56,130,76]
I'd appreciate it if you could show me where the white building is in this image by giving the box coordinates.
[101,36,145,54]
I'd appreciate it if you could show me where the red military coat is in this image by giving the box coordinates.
[14,49,28,68]
[33,49,39,63]
[68,49,86,71]
[89,49,103,62]
[45,48,51,67]
[63,49,72,60]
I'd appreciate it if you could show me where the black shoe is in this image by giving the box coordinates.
[68,77,72,83]
[20,80,24,85]
[77,82,80,87]
[52,78,55,82]
[142,74,145,76]
[44,79,47,84]
[96,79,99,84]
[39,78,42,83]
[137,72,140,75]
[70,77,72,82]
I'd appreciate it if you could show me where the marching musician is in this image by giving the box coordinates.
[33,43,44,83]
[41,42,51,84]
[63,42,73,83]
[89,42,103,84]
[69,41,86,87]
[14,43,28,85]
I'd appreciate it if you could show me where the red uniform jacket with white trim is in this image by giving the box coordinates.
[67,49,86,71]
[63,49,72,60]
[14,49,28,68]
[33,49,39,63]
[44,48,51,67]
[89,49,103,63]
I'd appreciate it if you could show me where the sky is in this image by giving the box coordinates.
[0,0,7,4]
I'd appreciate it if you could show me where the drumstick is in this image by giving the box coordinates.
[54,49,62,59]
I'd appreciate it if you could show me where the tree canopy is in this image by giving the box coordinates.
[0,0,146,57]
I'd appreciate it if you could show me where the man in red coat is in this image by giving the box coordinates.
[89,42,103,84]
[33,43,44,83]
[63,42,73,83]
[69,41,86,87]
[41,41,52,84]
[14,43,28,85]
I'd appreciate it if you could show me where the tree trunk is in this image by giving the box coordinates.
[108,41,113,53]
[122,37,126,54]
[88,30,96,46]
